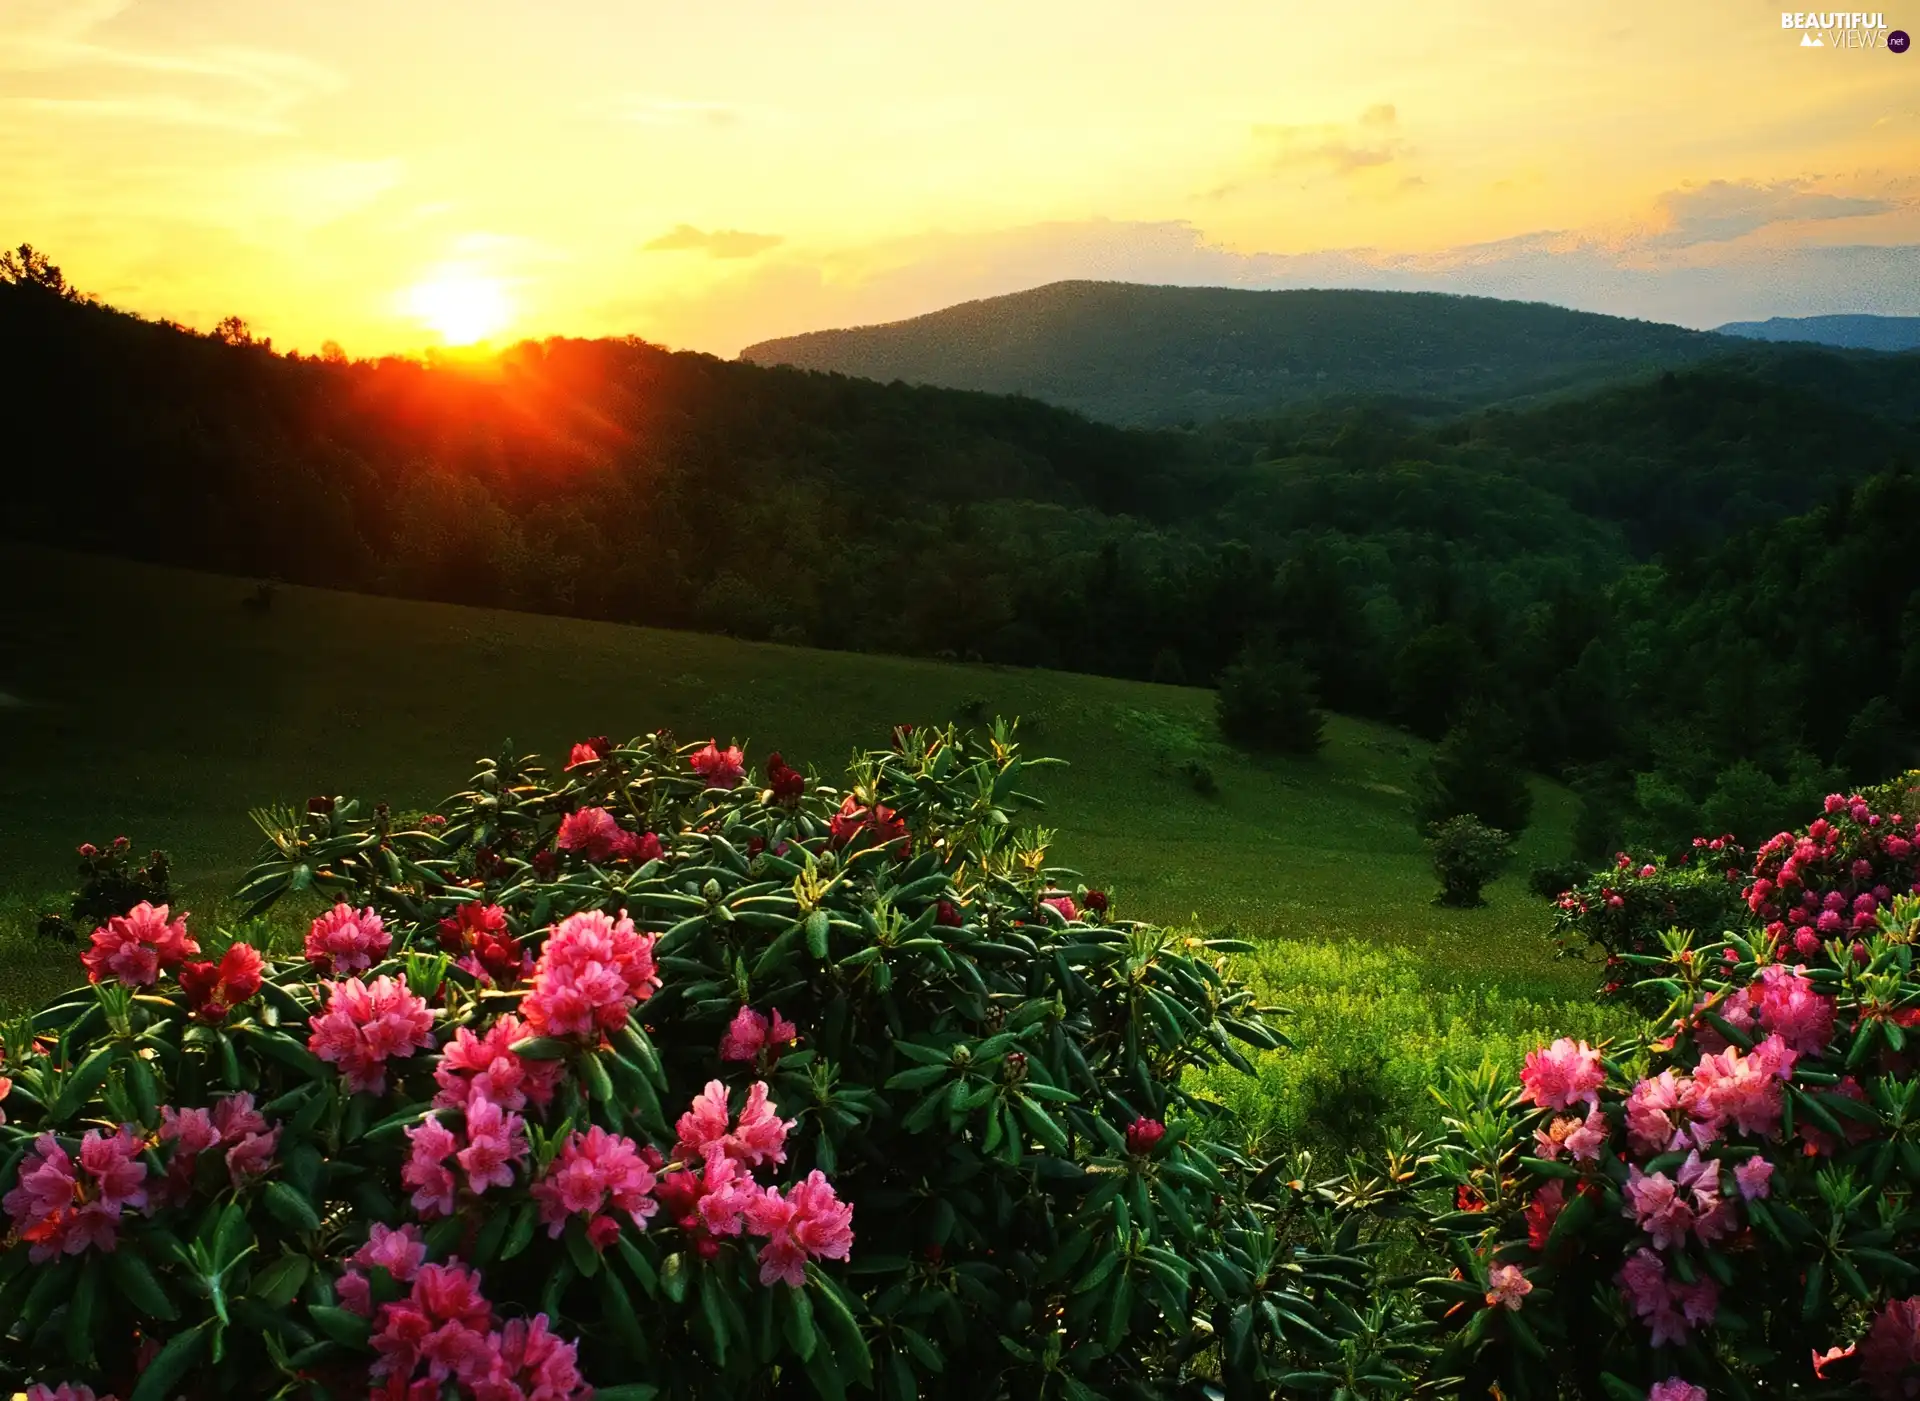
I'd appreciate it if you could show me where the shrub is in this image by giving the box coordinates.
[1427,815,1515,907]
[1423,785,1920,1400]
[1550,837,1750,1005]
[1415,706,1533,839]
[0,720,1411,1401]
[1214,643,1326,755]
[1180,757,1218,797]
[34,836,172,946]
[1527,861,1591,903]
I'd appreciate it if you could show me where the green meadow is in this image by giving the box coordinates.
[0,543,1612,1127]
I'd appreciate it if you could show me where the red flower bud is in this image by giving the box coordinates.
[1125,1118,1166,1156]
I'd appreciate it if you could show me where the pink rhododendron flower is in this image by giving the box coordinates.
[675,1079,734,1162]
[476,1312,591,1401]
[828,796,910,852]
[370,1259,496,1387]
[1735,1155,1775,1200]
[433,1013,562,1113]
[1860,1297,1920,1401]
[177,941,266,1023]
[743,1170,856,1287]
[566,736,611,768]
[338,1221,429,1316]
[455,1096,530,1195]
[1647,1380,1706,1401]
[307,974,438,1094]
[1519,1038,1606,1111]
[303,904,391,975]
[1534,1104,1608,1163]
[728,1081,793,1168]
[403,1116,461,1217]
[1126,1118,1168,1156]
[719,1005,799,1063]
[531,1125,660,1241]
[556,807,621,863]
[80,901,198,987]
[3,1129,147,1262]
[1618,1247,1716,1347]
[690,740,746,789]
[1623,1167,1694,1251]
[1693,1034,1797,1140]
[1752,963,1836,1056]
[436,903,528,987]
[26,1387,115,1401]
[1484,1263,1532,1311]
[1041,894,1079,921]
[520,909,659,1040]
[1525,1180,1566,1251]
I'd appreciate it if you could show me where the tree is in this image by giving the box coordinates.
[1414,703,1533,836]
[0,243,73,298]
[1425,813,1515,906]
[1216,641,1326,754]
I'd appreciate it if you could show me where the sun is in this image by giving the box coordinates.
[404,269,511,346]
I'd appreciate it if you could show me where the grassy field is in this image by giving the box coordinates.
[0,544,1593,1021]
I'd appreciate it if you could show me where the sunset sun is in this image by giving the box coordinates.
[405,269,511,346]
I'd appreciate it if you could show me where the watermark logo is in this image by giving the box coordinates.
[1781,11,1905,47]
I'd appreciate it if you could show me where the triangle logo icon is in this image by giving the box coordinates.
[1800,31,1825,44]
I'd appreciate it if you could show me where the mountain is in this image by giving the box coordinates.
[1715,314,1920,353]
[738,281,1734,426]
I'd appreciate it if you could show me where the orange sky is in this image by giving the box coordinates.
[4,0,1917,355]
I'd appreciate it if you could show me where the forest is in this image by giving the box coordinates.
[5,254,1919,865]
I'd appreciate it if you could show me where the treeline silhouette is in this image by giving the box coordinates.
[5,250,1919,858]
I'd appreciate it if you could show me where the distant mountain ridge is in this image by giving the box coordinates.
[739,281,1735,426]
[1714,314,1920,353]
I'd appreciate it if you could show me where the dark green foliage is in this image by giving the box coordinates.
[1548,837,1750,1005]
[1526,861,1588,902]
[1414,706,1533,838]
[1425,815,1515,907]
[1214,644,1325,754]
[1180,758,1218,797]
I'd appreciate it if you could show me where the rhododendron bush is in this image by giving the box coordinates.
[1427,786,1920,1400]
[0,720,1402,1401]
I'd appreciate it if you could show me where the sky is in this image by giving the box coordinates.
[3,0,1918,356]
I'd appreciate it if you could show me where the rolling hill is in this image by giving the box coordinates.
[0,544,1578,1006]
[1716,313,1920,353]
[738,281,1735,426]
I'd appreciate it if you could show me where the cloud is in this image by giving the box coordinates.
[1649,178,1897,246]
[1204,104,1412,201]
[643,224,783,259]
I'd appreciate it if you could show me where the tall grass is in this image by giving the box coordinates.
[1200,939,1636,1158]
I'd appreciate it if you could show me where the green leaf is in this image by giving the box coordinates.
[783,1284,819,1361]
[661,1251,689,1304]
[806,909,831,959]
[581,1049,616,1105]
[262,1181,322,1233]
[129,1322,212,1401]
[65,1258,99,1365]
[809,1267,874,1386]
[111,1249,181,1320]
[309,1304,372,1349]
[510,1036,575,1061]
[250,1253,311,1310]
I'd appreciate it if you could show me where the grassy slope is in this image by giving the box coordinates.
[0,544,1584,1009]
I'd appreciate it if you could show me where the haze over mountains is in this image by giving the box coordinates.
[1715,314,1920,353]
[739,281,1740,426]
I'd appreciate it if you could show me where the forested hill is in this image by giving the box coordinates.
[738,281,1733,426]
[9,268,1920,863]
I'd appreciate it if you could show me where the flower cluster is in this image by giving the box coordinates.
[159,1092,281,1194]
[176,941,265,1022]
[432,1013,562,1113]
[79,901,198,987]
[3,1128,148,1261]
[368,1257,589,1401]
[530,1125,661,1246]
[1549,843,1748,1002]
[718,1005,798,1064]
[1747,792,1919,963]
[403,1098,530,1216]
[303,903,391,975]
[519,909,659,1040]
[828,795,908,852]
[307,973,438,1094]
[648,1080,854,1284]
[764,751,805,803]
[436,901,529,986]
[690,740,746,790]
